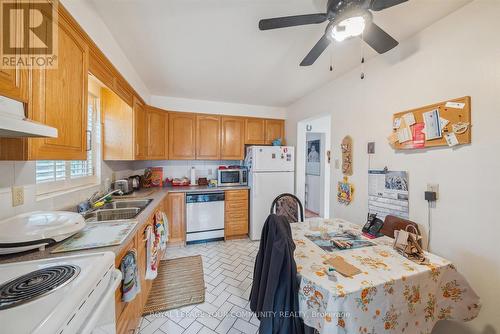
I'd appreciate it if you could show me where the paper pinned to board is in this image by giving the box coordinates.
[423,109,442,140]
[440,117,450,129]
[445,133,459,147]
[402,113,416,126]
[393,118,401,129]
[397,127,412,143]
[445,101,465,109]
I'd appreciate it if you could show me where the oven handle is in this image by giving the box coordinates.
[79,268,122,334]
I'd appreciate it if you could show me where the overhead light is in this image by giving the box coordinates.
[331,16,366,42]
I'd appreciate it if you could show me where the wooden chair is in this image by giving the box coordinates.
[381,215,421,245]
[270,193,304,223]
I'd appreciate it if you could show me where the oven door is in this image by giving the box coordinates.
[218,170,242,187]
[79,269,122,334]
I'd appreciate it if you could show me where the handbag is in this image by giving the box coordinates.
[393,225,428,264]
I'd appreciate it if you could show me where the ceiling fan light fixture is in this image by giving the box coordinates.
[331,16,366,42]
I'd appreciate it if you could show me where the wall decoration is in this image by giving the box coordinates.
[368,170,409,220]
[306,139,321,176]
[337,176,354,205]
[341,135,353,176]
[390,96,471,150]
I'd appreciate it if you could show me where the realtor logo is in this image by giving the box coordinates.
[1,0,58,68]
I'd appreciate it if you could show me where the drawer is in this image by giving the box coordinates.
[225,200,248,212]
[225,210,248,221]
[226,219,248,235]
[225,190,248,201]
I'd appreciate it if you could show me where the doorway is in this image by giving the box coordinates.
[296,115,332,218]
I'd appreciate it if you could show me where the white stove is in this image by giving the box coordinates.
[0,252,121,334]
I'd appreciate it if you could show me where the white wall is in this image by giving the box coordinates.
[61,0,150,102]
[286,1,499,332]
[150,95,287,119]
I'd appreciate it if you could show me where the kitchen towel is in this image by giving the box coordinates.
[120,249,141,302]
[145,225,159,280]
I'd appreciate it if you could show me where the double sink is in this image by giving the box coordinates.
[83,199,153,223]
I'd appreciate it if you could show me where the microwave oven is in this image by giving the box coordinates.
[217,167,248,187]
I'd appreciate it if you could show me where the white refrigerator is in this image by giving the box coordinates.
[245,146,295,240]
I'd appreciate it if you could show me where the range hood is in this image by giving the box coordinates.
[0,96,57,138]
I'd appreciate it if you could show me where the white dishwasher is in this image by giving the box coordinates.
[186,192,225,243]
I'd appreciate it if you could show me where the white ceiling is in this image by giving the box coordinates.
[90,0,471,107]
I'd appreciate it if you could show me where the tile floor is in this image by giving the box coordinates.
[138,238,261,334]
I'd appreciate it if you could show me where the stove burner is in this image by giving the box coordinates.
[0,265,80,310]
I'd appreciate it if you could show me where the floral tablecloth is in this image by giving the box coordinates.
[292,219,480,334]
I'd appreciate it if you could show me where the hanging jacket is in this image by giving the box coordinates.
[249,214,304,334]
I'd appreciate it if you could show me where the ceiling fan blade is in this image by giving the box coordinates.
[362,22,398,54]
[259,13,327,30]
[370,0,408,11]
[300,34,331,66]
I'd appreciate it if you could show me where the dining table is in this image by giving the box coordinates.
[292,218,481,334]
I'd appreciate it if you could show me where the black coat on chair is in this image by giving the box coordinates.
[249,214,304,334]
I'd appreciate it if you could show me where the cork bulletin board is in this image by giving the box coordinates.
[390,96,471,150]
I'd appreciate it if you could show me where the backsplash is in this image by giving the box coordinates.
[131,160,244,180]
[0,161,134,220]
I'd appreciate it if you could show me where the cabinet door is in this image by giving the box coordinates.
[165,193,186,245]
[221,117,245,160]
[0,1,28,102]
[196,115,220,160]
[168,112,196,160]
[245,118,266,144]
[265,119,285,144]
[102,88,134,160]
[133,97,147,160]
[28,7,89,160]
[146,107,168,160]
[225,190,249,239]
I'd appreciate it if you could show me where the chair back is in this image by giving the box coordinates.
[381,215,421,244]
[270,193,304,223]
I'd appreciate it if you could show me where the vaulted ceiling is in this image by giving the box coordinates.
[90,0,471,107]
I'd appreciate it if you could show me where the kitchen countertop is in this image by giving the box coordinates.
[165,185,250,193]
[0,185,250,265]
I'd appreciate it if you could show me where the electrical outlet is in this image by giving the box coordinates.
[427,183,439,200]
[12,186,24,207]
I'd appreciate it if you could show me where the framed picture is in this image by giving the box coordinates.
[306,139,321,175]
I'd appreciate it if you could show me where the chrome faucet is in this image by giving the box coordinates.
[90,189,124,205]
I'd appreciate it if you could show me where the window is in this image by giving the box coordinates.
[36,95,101,195]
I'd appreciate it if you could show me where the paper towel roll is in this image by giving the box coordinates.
[190,167,197,185]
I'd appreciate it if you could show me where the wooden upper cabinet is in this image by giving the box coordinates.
[265,119,285,145]
[168,112,196,160]
[28,7,89,160]
[245,118,266,144]
[221,117,245,160]
[102,88,134,160]
[133,97,147,160]
[196,115,220,160]
[146,106,168,160]
[0,1,28,102]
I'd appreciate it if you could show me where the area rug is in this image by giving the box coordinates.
[142,255,205,315]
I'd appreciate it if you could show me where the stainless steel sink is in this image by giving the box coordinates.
[83,199,153,222]
[100,199,153,210]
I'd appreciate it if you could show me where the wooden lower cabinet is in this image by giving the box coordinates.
[115,202,167,334]
[225,190,249,239]
[165,192,186,246]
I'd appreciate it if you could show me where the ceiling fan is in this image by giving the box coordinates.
[259,0,407,66]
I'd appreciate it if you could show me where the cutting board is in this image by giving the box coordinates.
[51,221,137,253]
